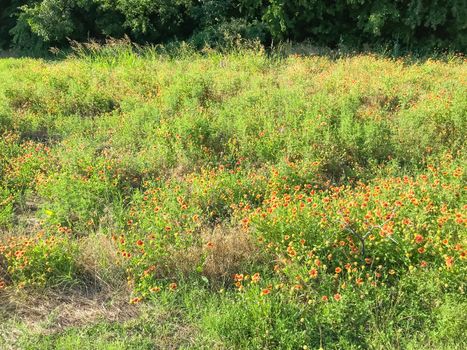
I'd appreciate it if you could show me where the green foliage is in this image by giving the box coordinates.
[4,234,81,288]
[199,269,466,349]
[1,0,466,52]
[0,185,14,227]
[263,0,467,50]
[21,0,75,42]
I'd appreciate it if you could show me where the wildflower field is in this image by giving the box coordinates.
[0,44,466,349]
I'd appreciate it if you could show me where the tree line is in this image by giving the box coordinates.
[1,0,466,53]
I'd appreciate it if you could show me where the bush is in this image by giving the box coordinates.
[2,0,466,52]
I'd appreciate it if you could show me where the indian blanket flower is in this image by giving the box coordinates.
[251,273,260,283]
[234,274,244,282]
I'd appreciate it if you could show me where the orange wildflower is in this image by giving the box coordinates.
[445,256,454,268]
[415,234,424,243]
[251,273,260,283]
[287,246,297,257]
[14,250,25,258]
[233,274,244,281]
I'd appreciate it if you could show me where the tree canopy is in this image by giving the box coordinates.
[1,0,466,53]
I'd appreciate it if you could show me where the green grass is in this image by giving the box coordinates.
[0,44,465,349]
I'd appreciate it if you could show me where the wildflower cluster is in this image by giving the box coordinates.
[0,228,78,289]
[236,155,466,301]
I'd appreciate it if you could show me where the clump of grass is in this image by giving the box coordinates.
[76,234,127,292]
[162,226,263,287]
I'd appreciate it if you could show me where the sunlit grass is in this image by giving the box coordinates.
[0,44,465,349]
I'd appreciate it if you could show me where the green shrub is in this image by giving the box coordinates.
[3,233,81,288]
[2,0,466,52]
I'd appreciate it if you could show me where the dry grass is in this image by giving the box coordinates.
[200,227,263,285]
[0,288,221,350]
[76,233,128,292]
[1,233,132,345]
[160,226,263,287]
[1,233,132,332]
[0,288,138,347]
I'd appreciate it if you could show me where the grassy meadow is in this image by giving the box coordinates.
[0,43,466,349]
